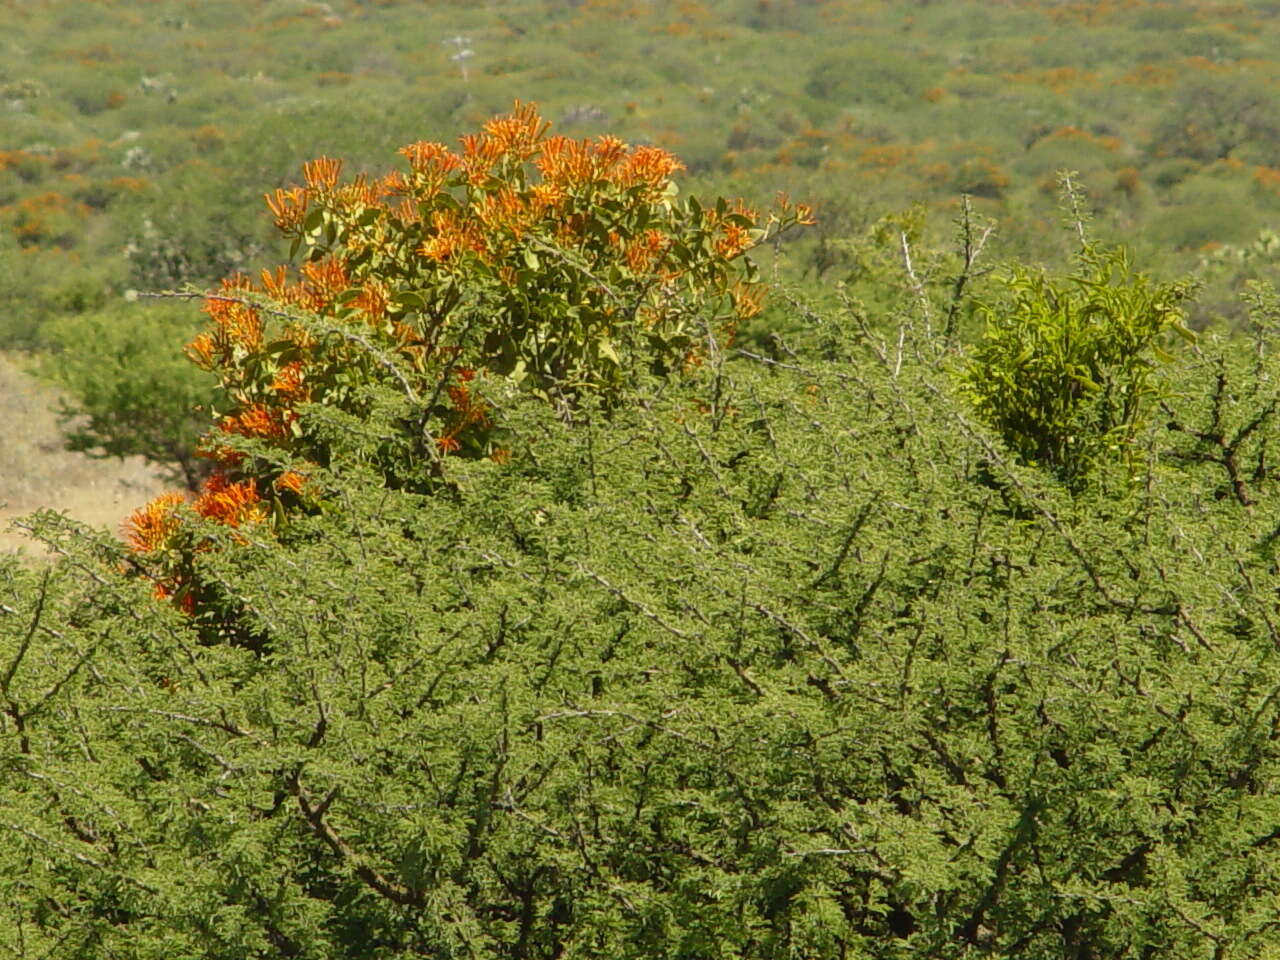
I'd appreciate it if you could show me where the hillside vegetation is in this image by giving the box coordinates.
[6,3,1280,958]
[5,0,1280,346]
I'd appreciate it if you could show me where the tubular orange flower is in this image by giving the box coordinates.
[420,230,462,263]
[258,264,307,307]
[447,384,480,417]
[185,332,216,369]
[194,474,266,528]
[398,141,460,181]
[728,198,758,222]
[221,403,293,441]
[715,222,751,258]
[617,145,685,191]
[537,136,597,188]
[379,170,408,197]
[265,186,309,232]
[300,256,349,308]
[459,133,506,184]
[396,196,423,224]
[274,470,308,495]
[302,155,342,192]
[203,276,264,350]
[433,381,491,456]
[353,280,391,322]
[593,135,628,175]
[625,228,669,273]
[270,361,310,402]
[152,581,196,615]
[333,173,386,212]
[195,440,244,468]
[483,101,550,160]
[420,209,486,263]
[474,187,528,239]
[286,322,316,351]
[528,182,566,214]
[731,280,766,320]
[125,492,186,553]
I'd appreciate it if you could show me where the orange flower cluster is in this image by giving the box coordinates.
[535,135,685,196]
[625,228,669,273]
[773,192,816,226]
[303,156,342,192]
[194,473,266,528]
[300,258,349,309]
[1255,166,1280,196]
[1044,126,1121,153]
[219,402,294,442]
[125,492,185,553]
[271,363,308,401]
[474,187,531,240]
[420,208,488,263]
[709,200,758,259]
[274,470,309,496]
[265,186,308,232]
[186,275,267,370]
[483,101,551,161]
[731,280,766,321]
[399,140,461,191]
[437,372,490,453]
[126,472,267,615]
[353,281,390,321]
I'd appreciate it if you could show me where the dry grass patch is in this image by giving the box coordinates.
[0,351,170,556]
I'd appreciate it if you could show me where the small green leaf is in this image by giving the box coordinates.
[394,291,427,311]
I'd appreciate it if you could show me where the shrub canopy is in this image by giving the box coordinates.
[8,286,1280,956]
[4,107,1280,960]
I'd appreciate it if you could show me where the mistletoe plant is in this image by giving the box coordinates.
[125,102,810,614]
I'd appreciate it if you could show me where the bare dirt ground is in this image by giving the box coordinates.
[0,352,173,557]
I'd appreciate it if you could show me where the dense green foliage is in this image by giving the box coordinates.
[6,292,1280,956]
[37,300,219,489]
[961,234,1195,488]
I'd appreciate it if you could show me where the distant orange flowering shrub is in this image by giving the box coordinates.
[1121,64,1178,87]
[1045,126,1121,153]
[1001,66,1098,93]
[127,102,810,616]
[1115,166,1142,196]
[859,144,913,171]
[1255,166,1280,196]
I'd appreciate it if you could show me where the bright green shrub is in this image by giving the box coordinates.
[6,302,1280,958]
[39,300,219,489]
[960,240,1195,488]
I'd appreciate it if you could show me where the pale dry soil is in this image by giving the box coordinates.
[1,352,171,557]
